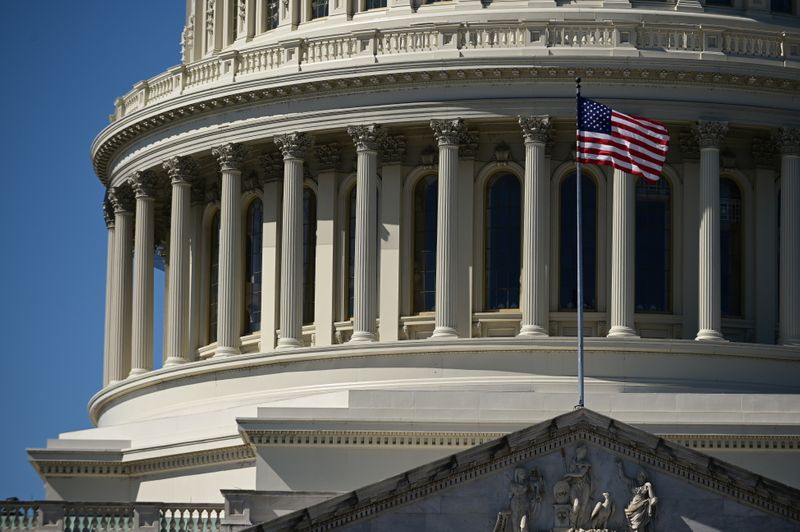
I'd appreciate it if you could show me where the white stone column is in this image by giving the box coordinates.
[128,170,158,376]
[108,184,135,384]
[102,199,116,387]
[608,169,639,338]
[212,143,246,357]
[518,116,551,337]
[258,152,283,351]
[162,157,197,365]
[778,128,800,345]
[430,119,467,339]
[313,144,341,346]
[378,136,407,342]
[348,125,383,343]
[187,179,206,360]
[275,133,311,348]
[695,121,728,342]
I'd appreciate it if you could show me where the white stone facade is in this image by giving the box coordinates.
[27,0,800,511]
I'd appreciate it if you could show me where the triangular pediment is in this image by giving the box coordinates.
[249,409,800,531]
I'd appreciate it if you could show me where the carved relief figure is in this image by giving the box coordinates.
[562,445,593,528]
[528,467,543,525]
[590,491,614,530]
[617,461,658,531]
[509,467,529,531]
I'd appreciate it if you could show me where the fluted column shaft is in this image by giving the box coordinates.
[212,144,246,356]
[431,119,466,339]
[519,116,551,337]
[108,186,135,384]
[696,121,728,341]
[779,128,800,345]
[608,169,639,338]
[102,201,115,387]
[275,133,310,348]
[129,171,158,375]
[348,125,382,342]
[187,181,205,360]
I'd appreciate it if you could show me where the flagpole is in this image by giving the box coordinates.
[575,77,585,409]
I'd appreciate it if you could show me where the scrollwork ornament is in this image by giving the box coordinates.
[163,155,198,184]
[108,184,136,214]
[380,135,407,164]
[129,169,159,198]
[315,143,341,171]
[212,143,246,171]
[274,132,311,160]
[259,151,283,182]
[775,127,800,156]
[430,118,466,146]
[519,115,552,144]
[694,120,728,149]
[347,124,385,152]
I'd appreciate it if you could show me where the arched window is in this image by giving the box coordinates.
[635,178,672,313]
[413,175,437,313]
[559,173,597,310]
[244,199,263,334]
[303,188,317,325]
[485,173,521,310]
[721,177,743,317]
[346,186,356,319]
[208,211,221,342]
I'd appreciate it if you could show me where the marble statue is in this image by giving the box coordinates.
[502,466,545,532]
[562,445,593,529]
[617,461,658,531]
[590,492,614,529]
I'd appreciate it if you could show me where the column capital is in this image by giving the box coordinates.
[430,118,467,146]
[163,155,199,184]
[109,184,135,214]
[259,151,284,181]
[274,132,311,160]
[518,115,552,144]
[379,135,407,164]
[775,127,800,156]
[212,143,246,170]
[347,124,385,152]
[129,170,159,198]
[315,143,341,171]
[103,197,115,228]
[460,131,480,159]
[695,121,728,149]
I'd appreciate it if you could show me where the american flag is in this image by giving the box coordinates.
[576,97,669,182]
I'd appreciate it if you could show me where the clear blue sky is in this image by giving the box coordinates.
[0,2,184,500]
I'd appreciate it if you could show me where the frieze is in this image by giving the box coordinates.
[91,65,800,184]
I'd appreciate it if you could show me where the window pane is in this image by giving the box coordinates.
[303,189,317,325]
[771,0,792,12]
[413,175,437,313]
[245,200,263,334]
[365,0,387,8]
[311,0,328,18]
[266,0,279,29]
[209,212,221,342]
[559,173,597,310]
[485,173,521,310]
[635,178,671,313]
[721,178,743,317]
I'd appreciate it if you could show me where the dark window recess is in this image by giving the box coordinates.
[485,173,521,310]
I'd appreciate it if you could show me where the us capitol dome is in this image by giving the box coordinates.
[11,0,800,529]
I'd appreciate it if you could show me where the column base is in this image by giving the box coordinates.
[349,331,377,343]
[518,325,549,337]
[695,329,728,342]
[213,346,241,358]
[163,357,187,367]
[607,326,639,338]
[128,368,149,377]
[276,337,302,349]
[431,326,459,339]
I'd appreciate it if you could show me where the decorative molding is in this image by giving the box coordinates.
[274,132,311,160]
[775,127,800,156]
[31,445,254,478]
[259,151,283,181]
[379,135,406,164]
[129,169,159,198]
[314,143,341,171]
[519,115,552,144]
[163,155,198,184]
[460,130,480,159]
[108,184,135,214]
[243,429,507,448]
[430,118,466,146]
[347,124,384,152]
[695,120,729,149]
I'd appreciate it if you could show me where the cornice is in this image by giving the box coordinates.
[242,429,508,448]
[91,64,800,185]
[29,444,254,478]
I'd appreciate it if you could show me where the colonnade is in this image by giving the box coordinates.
[101,120,800,386]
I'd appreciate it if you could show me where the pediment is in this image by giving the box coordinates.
[250,408,800,532]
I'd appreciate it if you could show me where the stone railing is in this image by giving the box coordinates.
[108,22,799,122]
[0,502,224,532]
